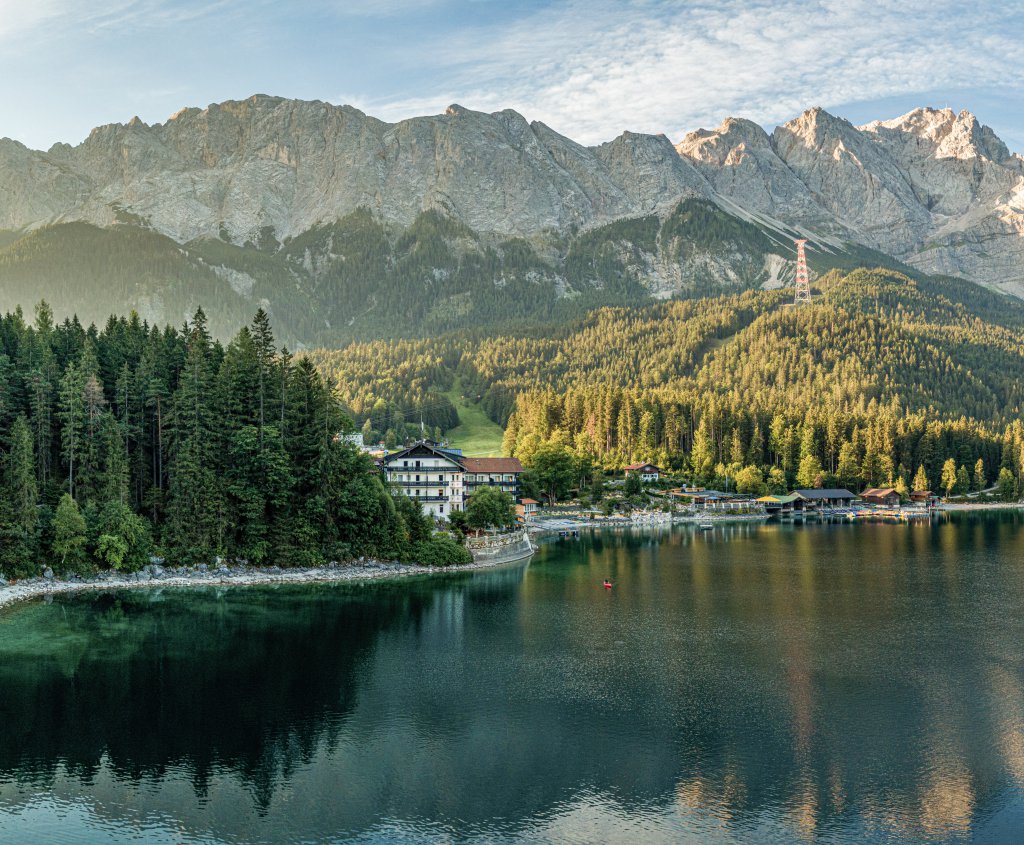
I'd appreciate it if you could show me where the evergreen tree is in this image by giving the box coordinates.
[796,454,824,489]
[941,458,958,498]
[913,465,931,493]
[998,468,1019,502]
[974,458,986,492]
[0,416,39,576]
[51,493,87,572]
[57,361,85,497]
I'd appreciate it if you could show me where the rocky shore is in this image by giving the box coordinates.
[0,548,536,614]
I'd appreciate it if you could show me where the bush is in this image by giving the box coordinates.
[409,536,473,567]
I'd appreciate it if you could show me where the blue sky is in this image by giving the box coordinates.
[2,0,1023,152]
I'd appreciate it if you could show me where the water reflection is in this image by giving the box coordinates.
[1,513,1023,843]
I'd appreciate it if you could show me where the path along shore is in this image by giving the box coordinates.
[0,534,537,614]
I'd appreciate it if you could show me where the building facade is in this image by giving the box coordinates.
[382,441,524,519]
[382,442,465,518]
[861,487,901,507]
[792,488,857,509]
[624,462,661,482]
[516,498,540,522]
[462,457,524,500]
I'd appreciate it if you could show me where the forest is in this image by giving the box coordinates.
[314,268,1024,501]
[0,305,469,579]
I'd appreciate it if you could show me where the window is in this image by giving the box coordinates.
[416,474,420,482]
[403,460,408,467]
[439,504,444,514]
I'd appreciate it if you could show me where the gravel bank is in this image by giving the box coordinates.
[0,550,535,614]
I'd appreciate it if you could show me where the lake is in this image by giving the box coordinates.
[2,513,1024,844]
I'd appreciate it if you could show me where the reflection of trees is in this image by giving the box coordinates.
[0,572,522,812]
[1,515,1023,841]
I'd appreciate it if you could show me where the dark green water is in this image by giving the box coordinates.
[2,514,1024,844]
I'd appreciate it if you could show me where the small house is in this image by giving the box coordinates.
[516,498,540,521]
[910,490,939,508]
[861,487,901,507]
[624,462,661,482]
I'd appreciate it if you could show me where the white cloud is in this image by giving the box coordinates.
[0,0,66,40]
[353,0,1024,145]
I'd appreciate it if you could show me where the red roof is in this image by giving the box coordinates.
[520,498,540,505]
[461,457,524,473]
[624,462,660,471]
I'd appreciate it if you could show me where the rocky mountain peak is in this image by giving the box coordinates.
[676,117,772,163]
[861,106,1012,163]
[775,106,861,152]
[2,96,1024,299]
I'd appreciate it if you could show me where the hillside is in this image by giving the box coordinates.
[313,268,1024,492]
[0,200,878,346]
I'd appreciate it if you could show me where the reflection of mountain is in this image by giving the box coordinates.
[1,518,1024,842]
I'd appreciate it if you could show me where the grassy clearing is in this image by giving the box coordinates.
[444,383,505,456]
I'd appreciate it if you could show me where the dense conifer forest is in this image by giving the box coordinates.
[0,305,469,579]
[313,268,1024,500]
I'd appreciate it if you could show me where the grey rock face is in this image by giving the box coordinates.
[676,117,836,231]
[2,97,1024,296]
[678,106,1024,294]
[0,96,708,243]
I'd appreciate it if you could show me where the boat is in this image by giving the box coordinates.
[699,523,713,530]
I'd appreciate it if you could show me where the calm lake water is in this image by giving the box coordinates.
[2,513,1024,844]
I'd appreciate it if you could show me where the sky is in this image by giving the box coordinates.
[1,0,1023,153]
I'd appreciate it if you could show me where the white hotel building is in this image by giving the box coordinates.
[381,441,523,519]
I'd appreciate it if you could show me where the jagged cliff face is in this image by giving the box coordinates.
[682,106,1024,296]
[1,96,711,243]
[1,96,1023,336]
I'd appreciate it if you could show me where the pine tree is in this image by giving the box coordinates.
[974,458,986,492]
[0,416,40,577]
[941,458,958,498]
[58,361,85,497]
[251,309,277,444]
[913,464,930,493]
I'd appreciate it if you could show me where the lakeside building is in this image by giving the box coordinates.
[670,489,761,512]
[517,498,540,522]
[624,462,662,482]
[911,489,939,507]
[792,488,857,509]
[861,487,901,507]
[756,493,804,514]
[462,457,524,500]
[381,440,524,519]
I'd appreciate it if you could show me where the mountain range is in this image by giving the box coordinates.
[1,95,1022,344]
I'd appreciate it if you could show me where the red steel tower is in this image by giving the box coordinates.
[793,239,811,305]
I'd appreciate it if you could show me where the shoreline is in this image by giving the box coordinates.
[937,502,1024,511]
[0,542,536,615]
